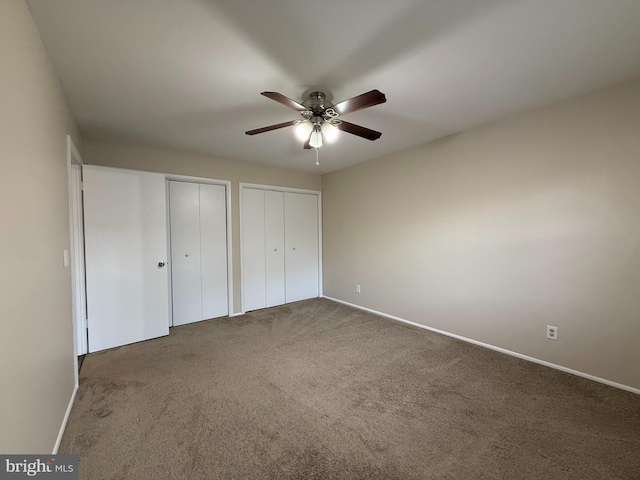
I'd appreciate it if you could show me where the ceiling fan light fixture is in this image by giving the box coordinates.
[294,121,313,141]
[321,122,340,143]
[246,89,385,159]
[309,128,323,149]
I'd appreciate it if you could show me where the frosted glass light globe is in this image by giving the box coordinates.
[309,130,323,148]
[294,121,313,141]
[321,122,340,143]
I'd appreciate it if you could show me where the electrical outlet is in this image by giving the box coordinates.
[546,325,558,341]
[356,284,361,294]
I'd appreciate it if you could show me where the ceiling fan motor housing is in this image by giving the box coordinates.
[305,91,328,107]
[303,92,337,119]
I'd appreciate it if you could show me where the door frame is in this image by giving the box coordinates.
[66,136,87,367]
[166,175,233,326]
[239,183,323,314]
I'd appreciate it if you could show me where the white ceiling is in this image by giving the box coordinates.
[27,0,640,174]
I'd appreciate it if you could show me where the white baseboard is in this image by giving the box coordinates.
[53,385,78,454]
[322,296,640,395]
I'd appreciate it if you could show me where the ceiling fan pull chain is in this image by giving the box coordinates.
[315,147,319,166]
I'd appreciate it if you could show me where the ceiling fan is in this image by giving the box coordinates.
[245,89,386,150]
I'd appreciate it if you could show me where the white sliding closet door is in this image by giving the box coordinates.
[83,166,169,353]
[284,192,319,303]
[169,181,228,326]
[169,182,202,325]
[265,191,285,307]
[242,189,266,311]
[200,183,228,319]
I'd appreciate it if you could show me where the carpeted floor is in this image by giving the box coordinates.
[60,298,640,479]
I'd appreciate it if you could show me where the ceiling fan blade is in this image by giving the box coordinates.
[337,120,382,141]
[331,89,386,116]
[245,120,296,136]
[261,91,307,112]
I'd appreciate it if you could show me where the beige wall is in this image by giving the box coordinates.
[82,138,322,313]
[323,77,640,390]
[0,0,81,452]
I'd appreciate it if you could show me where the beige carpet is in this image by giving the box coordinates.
[60,298,640,479]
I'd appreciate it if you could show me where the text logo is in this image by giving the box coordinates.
[0,455,77,479]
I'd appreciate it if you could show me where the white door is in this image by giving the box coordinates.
[83,166,169,353]
[284,192,319,303]
[265,191,285,307]
[198,183,228,320]
[169,181,202,325]
[169,181,228,326]
[242,188,266,311]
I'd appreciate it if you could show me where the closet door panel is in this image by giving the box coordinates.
[242,189,266,311]
[265,191,285,307]
[170,181,203,326]
[200,184,229,319]
[284,192,319,303]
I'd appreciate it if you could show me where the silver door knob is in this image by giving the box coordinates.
[158,262,166,268]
